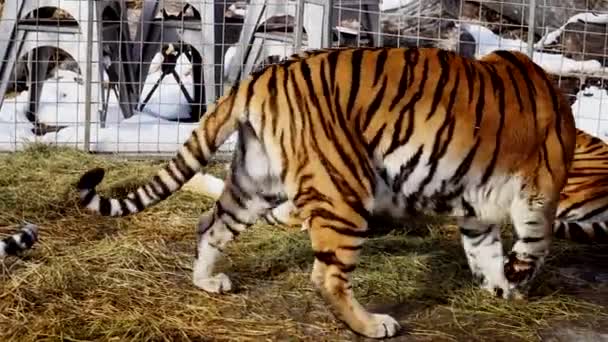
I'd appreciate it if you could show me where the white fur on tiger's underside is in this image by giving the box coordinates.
[0,223,39,259]
[183,173,225,198]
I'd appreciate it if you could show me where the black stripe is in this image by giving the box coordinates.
[459,225,492,238]
[384,58,429,157]
[119,199,130,215]
[346,49,364,119]
[392,145,424,192]
[461,198,476,217]
[557,194,604,219]
[309,208,368,236]
[141,184,156,200]
[338,245,363,251]
[366,123,386,155]
[592,223,608,242]
[414,71,460,196]
[554,222,566,239]
[506,66,524,112]
[314,251,355,273]
[388,49,414,111]
[319,58,338,124]
[406,49,419,88]
[215,202,247,231]
[284,69,297,155]
[327,50,340,89]
[130,192,145,211]
[268,66,279,132]
[99,198,112,215]
[577,202,608,222]
[19,231,35,248]
[81,190,96,206]
[3,238,21,255]
[450,139,481,184]
[188,130,207,164]
[492,50,537,130]
[521,236,544,243]
[462,59,475,104]
[565,222,592,243]
[473,71,485,135]
[332,96,377,187]
[480,65,505,185]
[152,175,171,199]
[373,49,388,86]
[536,63,567,167]
[362,76,388,130]
[426,50,451,121]
[164,164,184,186]
[173,154,190,179]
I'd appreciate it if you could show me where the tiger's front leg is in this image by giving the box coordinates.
[306,207,401,338]
[458,218,514,298]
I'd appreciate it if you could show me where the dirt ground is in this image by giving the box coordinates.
[0,145,607,341]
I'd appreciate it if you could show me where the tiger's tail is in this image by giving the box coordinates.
[76,84,247,217]
[0,223,39,258]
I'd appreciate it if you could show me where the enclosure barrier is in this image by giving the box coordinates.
[0,0,607,157]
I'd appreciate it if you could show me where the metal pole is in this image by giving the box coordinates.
[83,0,95,152]
[325,0,334,48]
[294,0,306,52]
[526,0,537,58]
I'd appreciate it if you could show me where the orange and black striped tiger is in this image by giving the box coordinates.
[554,128,608,243]
[187,127,608,245]
[75,47,576,338]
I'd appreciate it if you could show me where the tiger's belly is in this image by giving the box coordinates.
[373,157,521,225]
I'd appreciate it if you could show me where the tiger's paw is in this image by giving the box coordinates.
[193,273,233,293]
[480,282,525,300]
[360,313,401,339]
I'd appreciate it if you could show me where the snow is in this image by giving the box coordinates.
[0,52,237,153]
[463,23,607,77]
[380,0,414,12]
[571,86,608,140]
[461,22,608,139]
[535,12,608,49]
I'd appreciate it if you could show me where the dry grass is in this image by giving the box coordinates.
[1,144,607,341]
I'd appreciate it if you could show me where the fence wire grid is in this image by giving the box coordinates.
[0,0,607,157]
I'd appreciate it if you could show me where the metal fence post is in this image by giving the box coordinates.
[527,0,537,58]
[326,0,334,48]
[83,0,94,153]
[294,0,306,52]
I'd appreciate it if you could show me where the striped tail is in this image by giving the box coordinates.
[76,85,245,217]
[0,223,39,258]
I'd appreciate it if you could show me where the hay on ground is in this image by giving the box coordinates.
[0,144,607,341]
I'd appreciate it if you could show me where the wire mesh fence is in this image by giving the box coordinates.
[0,0,607,157]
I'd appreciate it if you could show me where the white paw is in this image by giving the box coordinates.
[193,273,233,293]
[363,313,401,339]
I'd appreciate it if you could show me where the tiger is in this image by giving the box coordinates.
[75,47,576,339]
[0,223,39,259]
[185,127,608,244]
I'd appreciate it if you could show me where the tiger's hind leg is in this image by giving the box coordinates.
[458,219,511,298]
[305,203,401,338]
[192,122,284,293]
[504,192,556,297]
